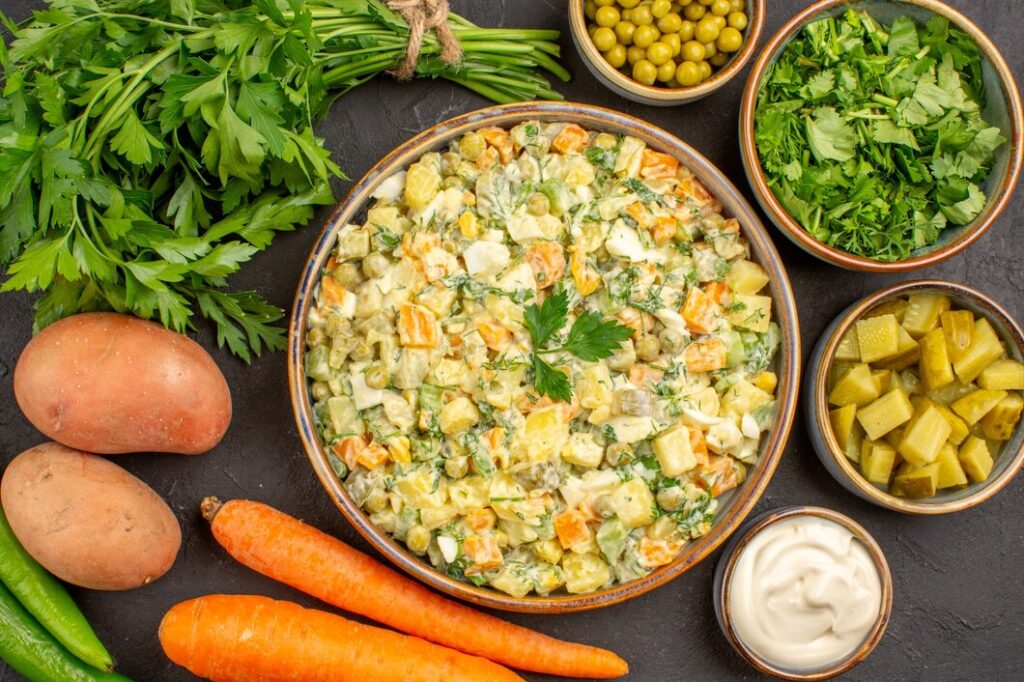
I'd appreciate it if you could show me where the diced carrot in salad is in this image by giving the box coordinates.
[524,241,566,289]
[681,287,721,334]
[640,149,679,179]
[551,123,589,154]
[398,304,440,348]
[554,510,592,549]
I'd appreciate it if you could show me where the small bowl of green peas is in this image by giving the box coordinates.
[569,0,765,105]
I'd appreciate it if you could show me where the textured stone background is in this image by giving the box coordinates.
[1,1,1022,680]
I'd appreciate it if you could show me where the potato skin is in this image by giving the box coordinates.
[14,312,231,454]
[1,443,181,591]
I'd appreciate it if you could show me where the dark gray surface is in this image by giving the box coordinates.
[1,1,1022,680]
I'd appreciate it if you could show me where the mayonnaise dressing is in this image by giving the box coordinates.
[727,516,882,670]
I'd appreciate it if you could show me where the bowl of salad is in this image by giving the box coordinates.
[740,0,1023,271]
[288,101,800,612]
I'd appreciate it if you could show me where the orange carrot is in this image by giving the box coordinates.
[201,498,630,679]
[159,594,522,682]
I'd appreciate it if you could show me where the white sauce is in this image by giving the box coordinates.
[728,516,882,670]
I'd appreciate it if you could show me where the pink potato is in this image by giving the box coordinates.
[14,312,231,455]
[1,443,182,590]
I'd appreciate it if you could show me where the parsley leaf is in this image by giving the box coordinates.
[524,289,632,400]
[532,354,572,403]
[562,311,635,361]
[524,288,569,348]
[805,107,857,162]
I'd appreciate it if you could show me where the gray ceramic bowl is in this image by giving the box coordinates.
[739,0,1024,271]
[568,0,765,105]
[805,280,1024,514]
[713,506,893,681]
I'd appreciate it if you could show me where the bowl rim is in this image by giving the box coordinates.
[811,279,1024,514]
[715,505,894,681]
[286,101,801,612]
[738,0,1024,272]
[568,0,767,103]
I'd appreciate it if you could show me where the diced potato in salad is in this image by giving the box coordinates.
[305,121,780,596]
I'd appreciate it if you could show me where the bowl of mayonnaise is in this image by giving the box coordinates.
[713,506,893,680]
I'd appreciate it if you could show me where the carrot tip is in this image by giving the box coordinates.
[200,496,224,523]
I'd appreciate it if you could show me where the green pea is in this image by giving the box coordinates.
[595,5,620,27]
[633,24,660,48]
[717,26,743,52]
[652,0,673,18]
[657,12,683,33]
[683,3,706,20]
[711,0,732,16]
[646,41,673,65]
[679,19,696,42]
[632,59,658,84]
[728,11,748,30]
[615,20,637,45]
[605,43,628,68]
[681,39,705,62]
[663,32,682,57]
[676,60,701,86]
[657,59,678,82]
[592,26,617,52]
[632,4,654,25]
[695,16,720,43]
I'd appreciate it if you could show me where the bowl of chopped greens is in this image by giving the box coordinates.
[740,0,1023,271]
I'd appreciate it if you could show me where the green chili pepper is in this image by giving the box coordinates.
[0,510,113,671]
[0,581,131,682]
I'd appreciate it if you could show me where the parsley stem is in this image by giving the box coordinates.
[871,93,899,108]
[82,39,200,157]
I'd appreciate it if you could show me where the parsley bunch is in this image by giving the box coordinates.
[0,0,568,360]
[524,289,633,403]
[755,10,1005,262]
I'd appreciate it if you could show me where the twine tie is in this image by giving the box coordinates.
[387,0,463,81]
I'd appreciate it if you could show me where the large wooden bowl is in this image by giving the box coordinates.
[288,101,801,612]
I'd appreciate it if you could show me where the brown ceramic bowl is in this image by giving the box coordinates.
[568,0,766,105]
[287,102,801,612]
[714,506,893,680]
[739,0,1024,271]
[807,280,1024,514]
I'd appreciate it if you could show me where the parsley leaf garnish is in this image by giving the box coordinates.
[560,311,635,361]
[524,288,569,347]
[532,354,573,403]
[524,289,632,401]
